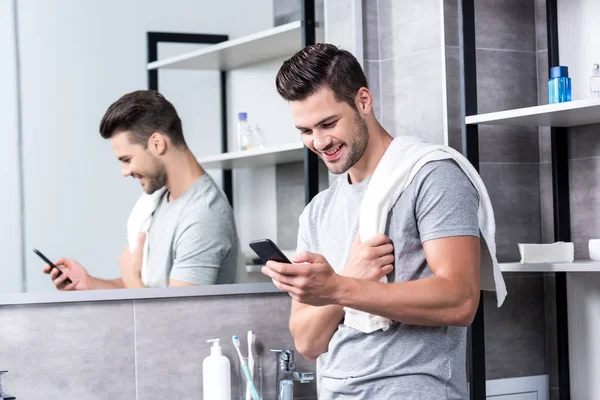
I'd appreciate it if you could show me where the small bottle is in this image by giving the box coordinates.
[590,64,600,98]
[252,124,265,148]
[548,66,572,104]
[202,339,231,400]
[237,112,249,151]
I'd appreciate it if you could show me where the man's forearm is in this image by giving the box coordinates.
[334,276,479,327]
[290,302,345,360]
[88,276,125,290]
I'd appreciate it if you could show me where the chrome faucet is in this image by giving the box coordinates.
[271,350,314,400]
[0,370,15,400]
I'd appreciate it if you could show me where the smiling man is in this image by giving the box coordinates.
[43,90,239,290]
[262,44,481,399]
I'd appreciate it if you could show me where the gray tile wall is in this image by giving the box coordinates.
[0,293,316,400]
[444,0,548,381]
[375,0,446,144]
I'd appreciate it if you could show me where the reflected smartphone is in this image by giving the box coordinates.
[33,248,72,284]
[249,239,292,264]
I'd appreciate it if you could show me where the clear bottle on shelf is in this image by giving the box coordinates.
[252,124,265,149]
[590,63,600,98]
[237,112,251,151]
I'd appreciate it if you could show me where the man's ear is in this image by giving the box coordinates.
[148,132,168,155]
[355,87,373,116]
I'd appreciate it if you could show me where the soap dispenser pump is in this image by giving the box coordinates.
[202,339,231,400]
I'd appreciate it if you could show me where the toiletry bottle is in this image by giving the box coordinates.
[202,339,231,400]
[548,66,572,104]
[590,64,600,98]
[237,112,250,151]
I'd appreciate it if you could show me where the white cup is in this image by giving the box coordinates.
[589,239,600,261]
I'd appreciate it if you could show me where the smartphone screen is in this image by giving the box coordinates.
[249,239,292,264]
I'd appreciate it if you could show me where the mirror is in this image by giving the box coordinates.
[0,0,326,297]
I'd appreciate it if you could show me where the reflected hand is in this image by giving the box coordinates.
[43,258,91,291]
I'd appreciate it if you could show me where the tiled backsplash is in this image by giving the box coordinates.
[0,293,316,400]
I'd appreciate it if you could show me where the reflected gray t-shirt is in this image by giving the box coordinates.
[146,174,238,287]
[297,160,480,400]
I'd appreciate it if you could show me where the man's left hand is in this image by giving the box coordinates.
[261,251,341,306]
[119,232,146,288]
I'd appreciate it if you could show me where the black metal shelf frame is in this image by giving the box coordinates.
[146,0,319,208]
[460,0,571,398]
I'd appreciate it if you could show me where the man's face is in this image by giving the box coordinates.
[290,87,368,175]
[111,131,167,194]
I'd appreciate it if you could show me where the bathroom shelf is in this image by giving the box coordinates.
[198,142,304,169]
[465,98,600,127]
[499,260,600,272]
[147,21,323,71]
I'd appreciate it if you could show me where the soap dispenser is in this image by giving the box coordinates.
[202,339,231,400]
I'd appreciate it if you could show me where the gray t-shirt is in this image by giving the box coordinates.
[297,160,479,399]
[146,174,238,287]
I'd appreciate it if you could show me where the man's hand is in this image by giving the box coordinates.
[262,252,341,306]
[341,233,395,281]
[119,233,146,288]
[43,258,91,291]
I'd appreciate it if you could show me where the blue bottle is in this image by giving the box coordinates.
[548,66,572,104]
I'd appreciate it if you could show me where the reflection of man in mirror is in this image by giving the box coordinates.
[43,90,239,289]
[263,44,485,399]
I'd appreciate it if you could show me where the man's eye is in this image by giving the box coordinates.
[322,121,337,129]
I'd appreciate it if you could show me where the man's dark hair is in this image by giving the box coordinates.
[99,90,186,147]
[275,43,368,110]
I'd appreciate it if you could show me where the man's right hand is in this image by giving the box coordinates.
[43,258,91,291]
[340,233,395,281]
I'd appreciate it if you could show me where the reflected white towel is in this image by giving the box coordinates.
[343,135,508,333]
[126,188,167,286]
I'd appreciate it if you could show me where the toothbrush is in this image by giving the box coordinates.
[233,335,261,400]
[246,331,256,400]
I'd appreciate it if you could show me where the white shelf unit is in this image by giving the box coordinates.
[465,98,600,127]
[499,260,600,273]
[147,21,322,71]
[198,142,304,169]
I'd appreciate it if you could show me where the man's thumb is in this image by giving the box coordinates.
[136,232,147,250]
[294,251,322,263]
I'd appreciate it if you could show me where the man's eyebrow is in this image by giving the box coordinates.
[295,115,340,130]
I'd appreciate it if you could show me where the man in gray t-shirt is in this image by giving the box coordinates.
[146,174,237,287]
[43,90,238,290]
[262,44,482,399]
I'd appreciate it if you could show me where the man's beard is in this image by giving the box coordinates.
[144,162,167,194]
[326,113,369,175]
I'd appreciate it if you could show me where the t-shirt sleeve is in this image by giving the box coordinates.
[415,160,480,243]
[169,210,233,285]
[296,207,312,254]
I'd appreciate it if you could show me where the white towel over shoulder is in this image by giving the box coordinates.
[344,135,507,333]
[126,187,167,286]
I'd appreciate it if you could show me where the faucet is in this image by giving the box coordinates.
[0,370,15,400]
[271,349,314,400]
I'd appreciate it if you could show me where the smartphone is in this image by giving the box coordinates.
[33,248,73,284]
[249,239,292,264]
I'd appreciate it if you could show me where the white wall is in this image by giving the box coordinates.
[0,0,22,293]
[558,0,600,100]
[14,0,275,292]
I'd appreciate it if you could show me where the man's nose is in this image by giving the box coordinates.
[313,130,332,152]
